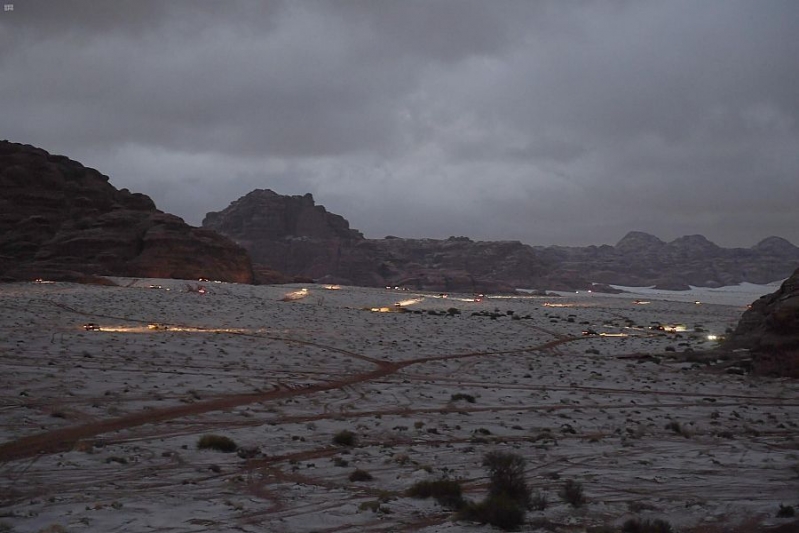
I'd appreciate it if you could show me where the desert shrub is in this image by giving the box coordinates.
[558,479,585,507]
[332,429,357,446]
[621,518,674,533]
[458,493,525,531]
[451,393,476,403]
[664,420,690,438]
[407,479,465,509]
[530,491,548,511]
[349,468,374,482]
[777,504,796,517]
[197,434,238,453]
[483,451,531,508]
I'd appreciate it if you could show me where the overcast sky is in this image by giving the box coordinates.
[2,1,798,247]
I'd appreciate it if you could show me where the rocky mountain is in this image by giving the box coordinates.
[203,190,542,292]
[535,232,799,290]
[0,141,253,283]
[724,267,799,377]
[204,189,799,292]
[726,267,799,352]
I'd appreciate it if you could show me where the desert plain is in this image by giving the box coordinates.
[1,279,797,532]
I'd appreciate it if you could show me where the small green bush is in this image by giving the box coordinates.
[621,518,674,533]
[197,434,238,453]
[407,479,465,509]
[333,430,357,446]
[349,468,374,482]
[558,479,585,507]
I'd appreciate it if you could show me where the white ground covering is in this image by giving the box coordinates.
[0,279,797,532]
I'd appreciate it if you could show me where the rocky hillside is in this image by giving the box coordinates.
[723,267,799,377]
[0,141,253,283]
[205,190,799,292]
[203,190,548,292]
[726,267,799,352]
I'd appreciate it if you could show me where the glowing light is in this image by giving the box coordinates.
[664,324,687,333]
[633,300,651,305]
[282,288,309,301]
[89,325,258,334]
[395,298,424,307]
[324,285,341,290]
[707,334,719,341]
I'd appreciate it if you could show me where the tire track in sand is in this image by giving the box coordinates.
[0,320,581,463]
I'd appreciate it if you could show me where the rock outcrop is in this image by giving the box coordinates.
[203,189,362,280]
[726,267,799,352]
[203,191,549,292]
[0,141,253,283]
[204,189,799,292]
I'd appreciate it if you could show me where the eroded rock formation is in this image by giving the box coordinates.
[0,141,253,283]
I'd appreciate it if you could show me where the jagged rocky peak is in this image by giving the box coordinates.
[203,188,364,241]
[615,231,666,251]
[0,140,253,283]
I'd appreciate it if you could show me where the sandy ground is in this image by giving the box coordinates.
[0,279,797,532]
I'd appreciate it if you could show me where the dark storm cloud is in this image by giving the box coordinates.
[1,0,797,246]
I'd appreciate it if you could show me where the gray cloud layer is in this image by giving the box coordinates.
[2,0,798,246]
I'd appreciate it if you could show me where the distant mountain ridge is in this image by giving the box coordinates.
[203,189,799,292]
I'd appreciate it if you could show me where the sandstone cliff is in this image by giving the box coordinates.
[0,141,253,283]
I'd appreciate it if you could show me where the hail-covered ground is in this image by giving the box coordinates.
[0,278,796,532]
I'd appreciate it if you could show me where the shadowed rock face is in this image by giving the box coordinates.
[726,267,799,352]
[0,141,253,283]
[203,190,549,293]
